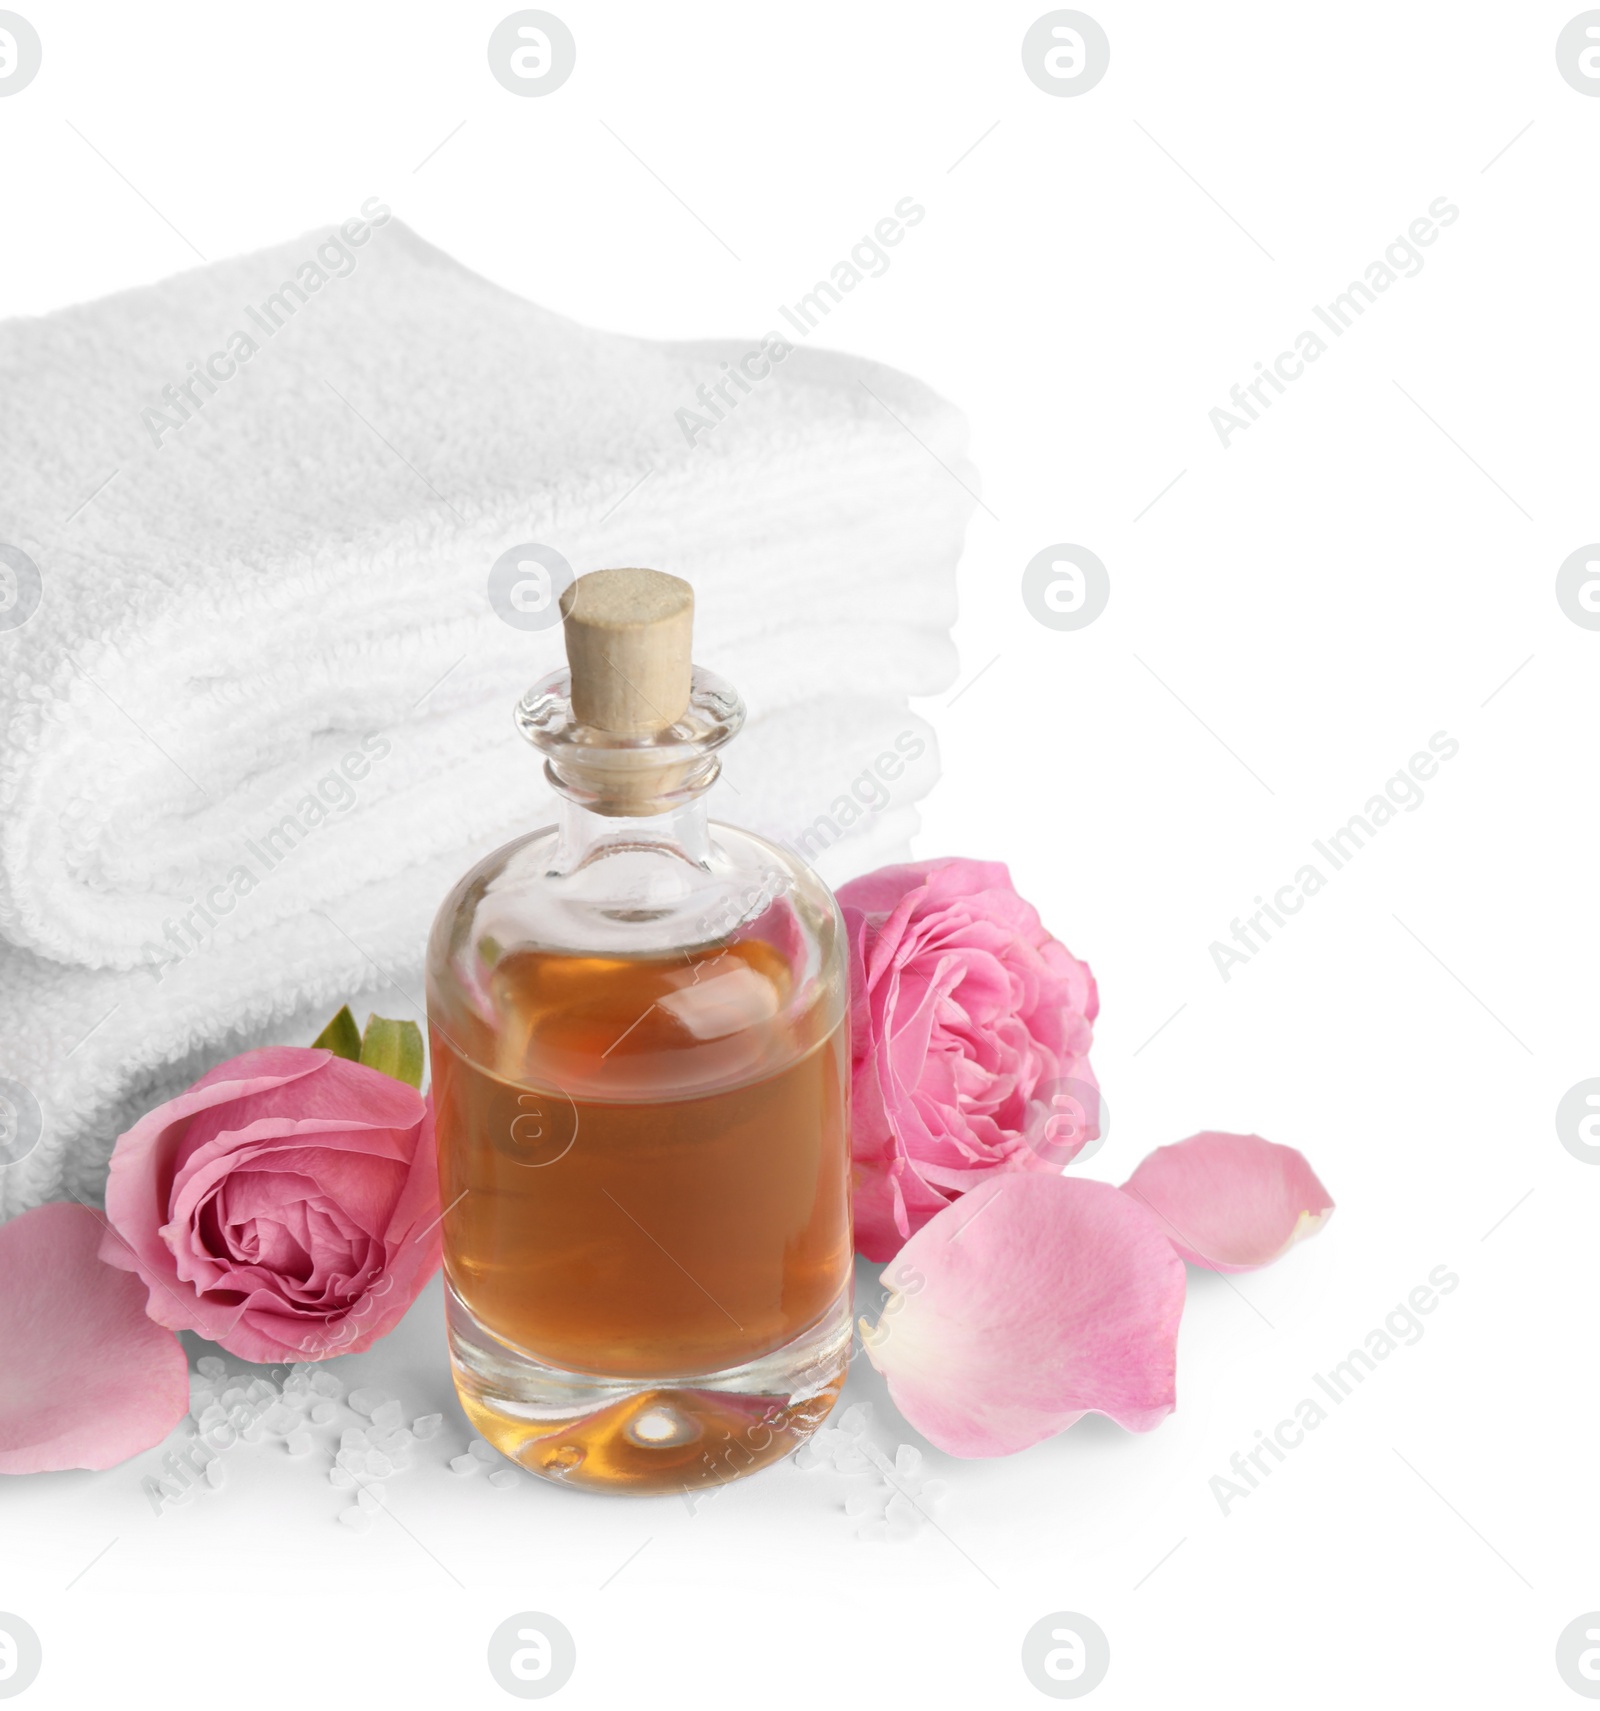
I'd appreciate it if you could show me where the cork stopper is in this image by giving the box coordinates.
[560,568,693,735]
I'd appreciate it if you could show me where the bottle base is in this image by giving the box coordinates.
[445,1282,852,1495]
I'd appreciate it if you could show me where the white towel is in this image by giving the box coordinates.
[0,218,974,1217]
[0,216,973,970]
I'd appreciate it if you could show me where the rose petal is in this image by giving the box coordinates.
[839,858,1010,922]
[0,1202,188,1473]
[861,1175,1186,1457]
[178,1046,424,1152]
[1120,1132,1334,1273]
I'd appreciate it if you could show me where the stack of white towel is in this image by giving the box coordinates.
[0,217,974,1219]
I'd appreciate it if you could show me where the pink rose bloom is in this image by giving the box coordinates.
[100,1047,440,1363]
[838,858,1099,1261]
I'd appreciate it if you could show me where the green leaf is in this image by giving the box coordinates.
[359,1013,425,1090]
[311,1005,362,1062]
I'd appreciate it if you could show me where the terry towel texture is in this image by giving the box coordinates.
[0,215,975,1218]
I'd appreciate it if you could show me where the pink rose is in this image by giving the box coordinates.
[838,858,1099,1261]
[100,1047,440,1363]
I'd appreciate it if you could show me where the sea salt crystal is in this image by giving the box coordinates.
[305,1402,332,1425]
[196,1356,226,1380]
[836,1402,874,1435]
[220,1387,248,1409]
[348,1388,387,1417]
[448,1454,478,1476]
[338,1507,371,1531]
[261,1404,297,1436]
[843,1493,877,1519]
[310,1370,342,1399]
[373,1427,413,1455]
[329,1468,355,1489]
[336,1449,366,1474]
[281,1372,312,1397]
[340,1428,369,1451]
[205,1458,227,1490]
[894,1444,923,1479]
[468,1438,497,1463]
[245,1379,277,1404]
[884,1493,918,1526]
[488,1469,518,1490]
[364,1451,394,1479]
[240,1420,265,1445]
[370,1399,403,1430]
[285,1431,313,1458]
[411,1414,442,1441]
[198,1405,226,1433]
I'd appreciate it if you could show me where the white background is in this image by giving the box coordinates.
[2,1,1598,1705]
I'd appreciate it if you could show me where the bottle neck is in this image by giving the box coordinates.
[549,789,712,876]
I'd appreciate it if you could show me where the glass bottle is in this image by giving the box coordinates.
[426,568,852,1495]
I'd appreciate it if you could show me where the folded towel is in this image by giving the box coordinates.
[0,217,975,1218]
[0,216,974,972]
